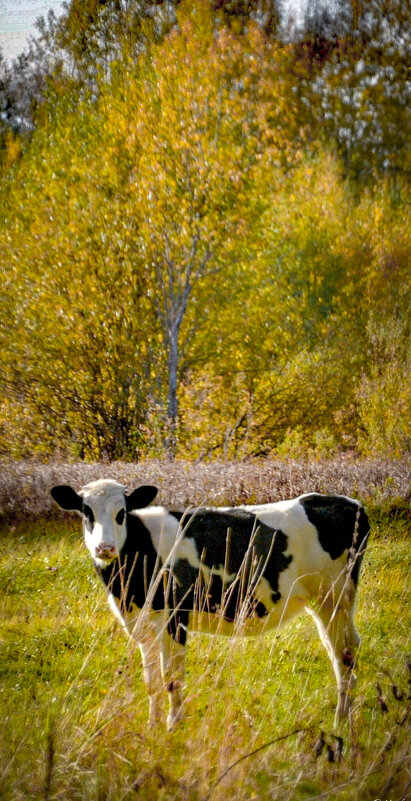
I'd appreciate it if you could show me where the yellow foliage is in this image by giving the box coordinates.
[4,131,22,169]
[0,1,409,460]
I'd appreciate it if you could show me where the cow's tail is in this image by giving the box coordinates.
[348,504,370,586]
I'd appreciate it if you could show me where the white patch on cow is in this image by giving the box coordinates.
[132,507,205,568]
[107,591,131,632]
[131,507,180,560]
[79,479,128,563]
[107,591,165,641]
[200,562,238,583]
[300,492,361,506]
[240,496,346,584]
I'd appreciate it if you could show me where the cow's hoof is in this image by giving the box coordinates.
[166,706,184,731]
[334,694,352,727]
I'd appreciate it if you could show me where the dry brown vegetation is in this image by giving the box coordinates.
[0,457,409,520]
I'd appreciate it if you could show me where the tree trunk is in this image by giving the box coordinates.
[166,327,179,459]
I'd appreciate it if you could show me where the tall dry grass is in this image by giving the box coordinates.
[0,456,409,520]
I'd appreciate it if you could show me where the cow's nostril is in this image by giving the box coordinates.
[96,542,116,557]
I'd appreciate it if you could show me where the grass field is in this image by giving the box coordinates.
[0,464,410,800]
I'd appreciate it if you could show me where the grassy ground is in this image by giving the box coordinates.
[0,487,410,799]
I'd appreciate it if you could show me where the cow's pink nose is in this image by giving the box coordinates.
[95,542,117,558]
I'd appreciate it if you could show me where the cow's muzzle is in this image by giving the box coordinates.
[95,542,117,561]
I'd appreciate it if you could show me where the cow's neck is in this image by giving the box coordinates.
[96,513,161,611]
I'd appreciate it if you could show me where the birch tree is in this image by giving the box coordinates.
[118,6,264,455]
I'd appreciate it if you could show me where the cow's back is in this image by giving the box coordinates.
[241,493,369,586]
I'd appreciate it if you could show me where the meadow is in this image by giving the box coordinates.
[0,459,409,800]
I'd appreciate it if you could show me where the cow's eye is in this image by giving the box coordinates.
[83,504,94,523]
[116,509,125,525]
[83,504,94,530]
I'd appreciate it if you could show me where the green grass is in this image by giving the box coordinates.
[0,513,410,801]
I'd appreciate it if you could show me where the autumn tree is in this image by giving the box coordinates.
[356,188,411,457]
[295,0,411,182]
[107,3,301,455]
[0,83,160,459]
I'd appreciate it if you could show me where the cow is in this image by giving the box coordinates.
[50,479,369,730]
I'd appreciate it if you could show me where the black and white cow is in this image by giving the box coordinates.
[51,479,369,729]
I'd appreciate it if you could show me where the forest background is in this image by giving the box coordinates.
[0,0,409,463]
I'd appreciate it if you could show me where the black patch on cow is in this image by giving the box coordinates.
[116,508,125,525]
[97,513,164,613]
[51,485,83,512]
[168,617,188,646]
[83,504,94,523]
[169,509,292,621]
[83,504,95,533]
[96,513,192,646]
[167,601,191,646]
[125,485,158,512]
[95,507,294,642]
[299,494,370,585]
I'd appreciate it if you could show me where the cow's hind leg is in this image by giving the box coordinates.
[308,579,360,725]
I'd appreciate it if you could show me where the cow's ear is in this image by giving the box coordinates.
[51,485,83,512]
[126,485,158,511]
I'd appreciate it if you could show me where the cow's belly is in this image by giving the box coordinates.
[188,576,308,637]
[188,598,306,637]
[107,568,310,641]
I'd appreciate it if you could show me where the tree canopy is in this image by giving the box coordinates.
[0,0,409,460]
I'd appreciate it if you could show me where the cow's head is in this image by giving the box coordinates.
[51,479,158,566]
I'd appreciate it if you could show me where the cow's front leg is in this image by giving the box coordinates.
[159,625,187,731]
[138,635,163,727]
